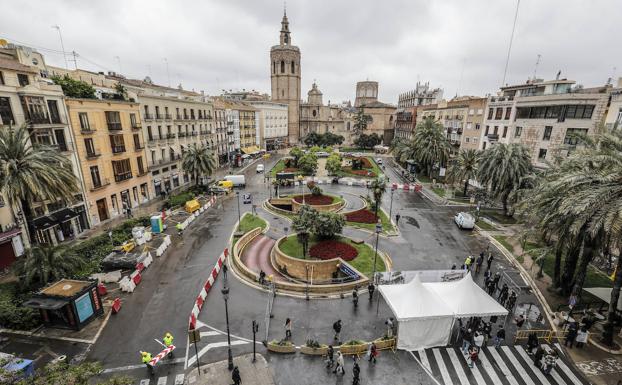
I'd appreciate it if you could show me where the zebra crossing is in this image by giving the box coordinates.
[411,345,589,385]
[137,374,185,385]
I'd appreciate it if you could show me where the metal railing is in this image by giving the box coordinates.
[514,329,569,344]
[114,172,133,182]
[143,113,154,120]
[90,178,110,191]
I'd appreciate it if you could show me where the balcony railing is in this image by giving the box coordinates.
[166,133,176,139]
[86,150,101,159]
[111,145,126,154]
[134,143,145,150]
[54,142,74,152]
[131,123,142,130]
[164,114,172,120]
[27,113,50,125]
[114,172,133,182]
[90,178,110,191]
[155,114,164,120]
[81,126,96,134]
[144,113,154,120]
[176,114,183,120]
[178,132,186,137]
[148,155,181,170]
[191,132,198,136]
[107,122,122,131]
[487,133,499,141]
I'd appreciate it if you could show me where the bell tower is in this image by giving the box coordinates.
[270,9,301,144]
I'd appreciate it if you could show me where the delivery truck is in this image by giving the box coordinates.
[224,175,246,187]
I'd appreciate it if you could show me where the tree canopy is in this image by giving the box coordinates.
[51,75,96,99]
[353,133,382,149]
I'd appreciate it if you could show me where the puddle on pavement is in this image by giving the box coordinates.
[515,302,542,322]
[403,216,420,228]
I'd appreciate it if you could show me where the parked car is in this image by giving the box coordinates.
[454,212,475,230]
[209,186,230,195]
[376,158,383,165]
[256,164,265,173]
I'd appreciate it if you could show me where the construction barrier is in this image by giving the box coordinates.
[188,248,228,330]
[112,297,122,313]
[514,329,570,344]
[149,345,176,366]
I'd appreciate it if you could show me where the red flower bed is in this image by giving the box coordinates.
[283,168,299,172]
[345,209,377,224]
[309,240,358,261]
[343,168,377,177]
[293,194,333,205]
[357,157,373,169]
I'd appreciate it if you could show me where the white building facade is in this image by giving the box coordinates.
[248,101,288,150]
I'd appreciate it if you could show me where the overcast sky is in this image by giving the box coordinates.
[2,0,621,103]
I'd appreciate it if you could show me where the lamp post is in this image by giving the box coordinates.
[221,286,234,370]
[388,188,395,222]
[236,191,241,224]
[298,175,305,204]
[372,221,382,284]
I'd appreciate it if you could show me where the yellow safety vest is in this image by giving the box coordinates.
[142,353,152,364]
[163,335,173,347]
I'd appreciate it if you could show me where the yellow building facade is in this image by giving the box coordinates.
[66,98,151,226]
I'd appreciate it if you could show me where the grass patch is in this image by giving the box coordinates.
[269,159,286,177]
[278,235,385,277]
[337,157,383,179]
[493,235,514,254]
[540,252,613,288]
[480,209,517,225]
[432,187,446,197]
[476,220,496,231]
[416,175,433,183]
[237,213,267,233]
[168,192,194,208]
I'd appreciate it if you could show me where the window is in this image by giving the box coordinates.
[133,133,142,149]
[516,107,530,119]
[484,125,489,135]
[495,108,503,120]
[469,109,474,115]
[538,148,547,160]
[564,128,588,145]
[543,126,552,140]
[493,126,498,135]
[137,156,145,175]
[487,108,494,119]
[466,122,472,130]
[110,134,126,153]
[475,123,480,130]
[280,60,285,73]
[502,126,508,138]
[84,138,96,157]
[0,71,4,85]
[545,106,561,119]
[504,107,511,120]
[514,126,522,137]
[17,73,29,87]
[465,137,470,143]
[112,159,132,182]
[90,166,102,187]
[47,100,61,124]
[130,113,138,127]
[79,112,90,130]
[105,111,122,130]
[20,96,48,123]
[0,97,14,125]
[291,61,295,74]
[483,142,487,150]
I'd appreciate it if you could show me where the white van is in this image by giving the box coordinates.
[224,175,246,187]
[256,164,265,173]
[454,212,475,230]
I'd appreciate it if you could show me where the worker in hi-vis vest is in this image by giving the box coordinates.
[140,351,153,375]
[163,332,174,358]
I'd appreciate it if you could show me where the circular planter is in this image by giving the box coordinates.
[373,337,396,350]
[267,341,296,354]
[300,345,328,356]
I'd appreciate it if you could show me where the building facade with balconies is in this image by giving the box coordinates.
[66,98,151,226]
[395,82,443,141]
[0,46,89,265]
[248,100,288,150]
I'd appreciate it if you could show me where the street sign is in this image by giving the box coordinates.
[188,329,201,344]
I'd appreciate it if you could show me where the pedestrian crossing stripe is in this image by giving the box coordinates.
[135,374,185,385]
[412,345,588,385]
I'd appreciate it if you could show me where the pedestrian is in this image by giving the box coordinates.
[163,332,174,358]
[483,270,491,288]
[483,322,492,344]
[467,346,479,368]
[325,345,334,368]
[565,323,577,348]
[232,365,241,385]
[140,351,153,375]
[527,332,539,354]
[487,280,496,296]
[176,222,183,236]
[259,270,266,285]
[333,319,342,342]
[506,291,517,310]
[575,327,588,348]
[494,326,505,347]
[498,283,508,302]
[352,359,361,385]
[352,288,359,308]
[284,318,292,340]
[533,346,545,369]
[386,317,395,338]
[515,314,525,329]
[473,331,484,349]
[461,327,473,354]
[222,263,228,280]
[464,255,473,271]
[543,351,557,375]
[367,283,375,301]
[395,213,401,226]
[492,272,501,290]
[367,342,378,364]
[333,351,345,375]
[486,253,494,271]
[475,254,484,274]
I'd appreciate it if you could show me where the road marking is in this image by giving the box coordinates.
[408,351,442,385]
[200,331,221,337]
[514,346,553,385]
[487,346,520,385]
[501,346,537,385]
[101,358,184,373]
[554,355,585,385]
[478,349,503,385]
[432,348,453,385]
[139,380,150,385]
[157,376,167,385]
[174,373,185,385]
[186,340,248,368]
[417,349,431,372]
[446,348,470,385]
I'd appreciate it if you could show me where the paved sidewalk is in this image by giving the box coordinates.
[185,353,275,385]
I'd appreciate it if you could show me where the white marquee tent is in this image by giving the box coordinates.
[379,273,509,351]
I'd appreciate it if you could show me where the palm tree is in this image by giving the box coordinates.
[478,143,532,216]
[13,245,84,289]
[412,117,450,176]
[447,149,481,197]
[0,124,78,243]
[370,177,386,220]
[181,144,215,187]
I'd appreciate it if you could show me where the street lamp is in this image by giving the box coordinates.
[298,175,305,205]
[372,220,382,284]
[236,191,241,224]
[388,188,395,222]
[221,286,234,370]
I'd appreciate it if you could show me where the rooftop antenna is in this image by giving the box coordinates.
[532,54,541,80]
[501,0,520,86]
[51,25,68,69]
[68,51,78,70]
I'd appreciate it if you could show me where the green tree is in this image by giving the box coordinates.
[114,82,128,101]
[298,152,318,175]
[312,211,345,239]
[181,144,215,186]
[325,153,342,175]
[478,143,532,216]
[447,149,481,197]
[50,75,96,99]
[303,132,321,147]
[9,361,132,385]
[370,177,386,219]
[353,110,372,135]
[13,245,85,289]
[289,147,303,167]
[354,133,381,150]
[292,205,316,258]
[0,124,79,243]
[309,145,322,153]
[411,117,450,176]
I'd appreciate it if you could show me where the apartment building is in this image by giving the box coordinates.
[480,78,612,167]
[238,103,258,152]
[395,82,443,140]
[248,100,288,150]
[0,46,88,266]
[66,98,151,225]
[214,99,234,166]
[604,79,622,131]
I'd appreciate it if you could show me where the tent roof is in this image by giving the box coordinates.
[379,274,454,321]
[584,287,622,311]
[426,274,509,318]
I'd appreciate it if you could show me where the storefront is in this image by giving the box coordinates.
[0,227,24,270]
[23,279,103,330]
[30,206,84,245]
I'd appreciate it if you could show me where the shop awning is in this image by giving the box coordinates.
[23,297,68,310]
[241,145,260,154]
[0,227,21,243]
[50,208,78,223]
[31,215,56,230]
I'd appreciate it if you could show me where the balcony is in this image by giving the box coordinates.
[200,130,208,135]
[86,150,101,159]
[26,113,51,125]
[155,114,164,120]
[54,142,74,152]
[131,123,142,130]
[90,178,110,191]
[107,122,122,131]
[81,126,96,134]
[176,114,183,120]
[134,143,145,151]
[178,132,186,138]
[114,172,133,182]
[111,145,127,154]
[144,113,154,121]
[164,114,172,120]
[183,115,190,120]
[148,154,181,170]
[191,131,198,137]
[487,133,499,141]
